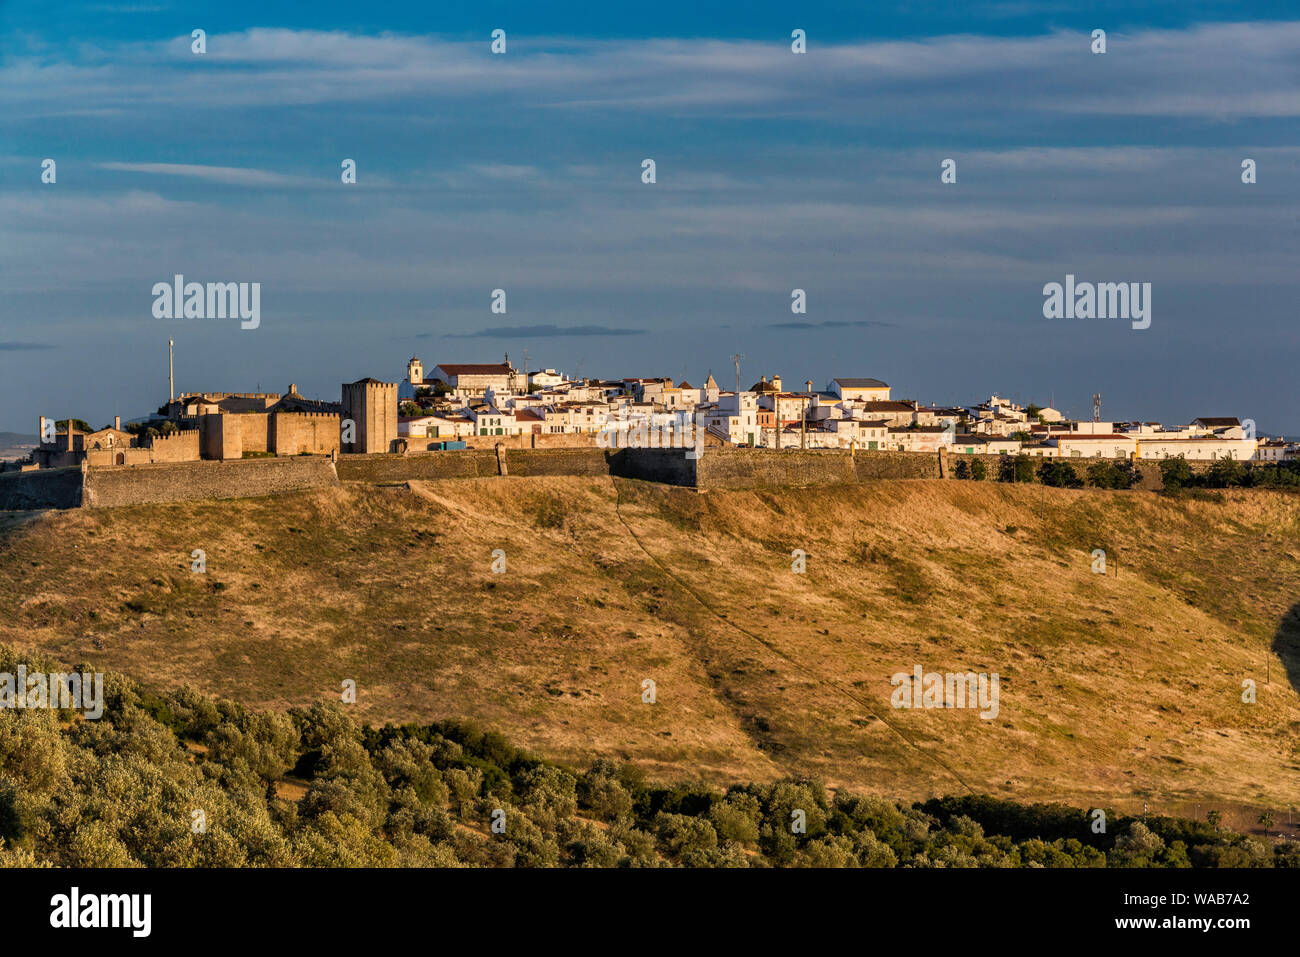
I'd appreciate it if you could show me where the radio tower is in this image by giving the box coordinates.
[730,353,745,394]
[1092,393,1101,423]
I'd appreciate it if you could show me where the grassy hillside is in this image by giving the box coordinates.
[1,476,1298,829]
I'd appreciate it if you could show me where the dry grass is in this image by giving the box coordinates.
[1,476,1298,820]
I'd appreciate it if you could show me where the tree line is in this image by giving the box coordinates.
[0,649,1292,868]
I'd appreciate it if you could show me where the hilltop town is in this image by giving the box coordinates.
[7,352,1294,473]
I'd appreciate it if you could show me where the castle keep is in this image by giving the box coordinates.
[341,379,399,454]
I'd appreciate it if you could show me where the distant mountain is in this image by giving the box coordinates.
[0,432,38,461]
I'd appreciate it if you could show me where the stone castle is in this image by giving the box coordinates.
[22,378,398,471]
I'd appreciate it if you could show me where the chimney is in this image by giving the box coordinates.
[114,415,121,430]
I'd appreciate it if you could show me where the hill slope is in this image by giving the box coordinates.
[1,476,1298,818]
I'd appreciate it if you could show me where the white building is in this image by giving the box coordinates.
[1255,438,1297,462]
[702,392,760,446]
[829,378,890,402]
[887,426,954,453]
[1134,436,1257,461]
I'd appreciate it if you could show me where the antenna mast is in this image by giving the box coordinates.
[730,353,745,394]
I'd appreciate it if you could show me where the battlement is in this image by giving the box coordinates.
[178,391,280,400]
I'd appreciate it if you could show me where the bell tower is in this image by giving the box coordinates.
[407,356,423,385]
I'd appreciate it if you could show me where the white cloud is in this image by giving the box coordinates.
[97,162,303,186]
[4,22,1300,119]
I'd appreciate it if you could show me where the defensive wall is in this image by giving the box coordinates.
[80,457,338,508]
[0,467,84,509]
[0,446,1257,510]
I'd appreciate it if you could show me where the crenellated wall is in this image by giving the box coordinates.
[271,412,341,457]
[147,429,201,463]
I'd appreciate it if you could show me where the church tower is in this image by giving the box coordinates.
[407,357,423,386]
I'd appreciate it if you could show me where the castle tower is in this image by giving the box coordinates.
[341,378,399,454]
[407,357,423,385]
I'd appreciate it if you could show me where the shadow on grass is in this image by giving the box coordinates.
[1273,601,1300,697]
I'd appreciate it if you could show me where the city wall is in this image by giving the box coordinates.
[272,412,341,457]
[80,457,339,508]
[466,432,601,450]
[0,446,1257,511]
[0,467,84,509]
[147,428,201,463]
[696,448,860,488]
[336,448,617,483]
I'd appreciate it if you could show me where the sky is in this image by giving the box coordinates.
[1,1,1298,434]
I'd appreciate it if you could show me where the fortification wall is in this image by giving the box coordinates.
[6,443,1267,512]
[853,451,943,481]
[199,413,250,460]
[0,467,83,509]
[504,448,612,477]
[337,448,614,483]
[148,429,201,463]
[337,451,500,482]
[478,432,601,450]
[238,413,270,455]
[272,412,340,456]
[84,447,152,467]
[696,449,858,489]
[608,448,697,486]
[81,457,338,508]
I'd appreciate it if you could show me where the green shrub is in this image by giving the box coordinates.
[999,454,1035,483]
[1039,460,1084,488]
[1159,456,1193,491]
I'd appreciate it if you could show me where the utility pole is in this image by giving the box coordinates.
[168,338,174,403]
[803,379,813,450]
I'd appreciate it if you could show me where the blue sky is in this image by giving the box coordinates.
[2,1,1298,433]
